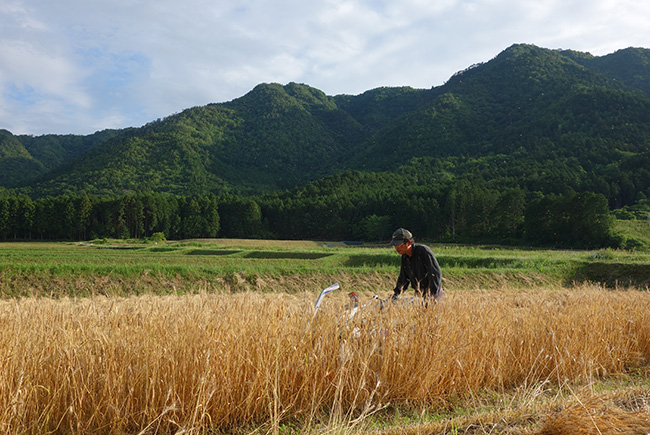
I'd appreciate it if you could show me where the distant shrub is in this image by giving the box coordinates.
[89,238,110,245]
[149,232,166,243]
[621,237,646,250]
[588,249,615,260]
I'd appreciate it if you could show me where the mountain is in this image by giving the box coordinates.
[9,82,437,195]
[562,47,650,95]
[19,130,123,172]
[2,44,650,204]
[349,44,650,169]
[0,129,44,186]
[0,129,123,188]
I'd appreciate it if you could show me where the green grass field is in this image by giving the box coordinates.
[1,239,649,298]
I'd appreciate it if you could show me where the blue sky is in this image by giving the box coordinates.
[1,0,649,135]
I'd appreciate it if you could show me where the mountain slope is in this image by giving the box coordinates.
[348,44,650,170]
[2,44,650,200]
[18,129,123,172]
[563,47,650,96]
[0,129,44,186]
[21,82,428,195]
[212,82,363,189]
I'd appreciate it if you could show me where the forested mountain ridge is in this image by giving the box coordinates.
[9,83,376,195]
[0,129,44,187]
[1,44,649,207]
[348,44,650,169]
[562,46,650,95]
[1,128,124,194]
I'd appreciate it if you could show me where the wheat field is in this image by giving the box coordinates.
[1,285,650,434]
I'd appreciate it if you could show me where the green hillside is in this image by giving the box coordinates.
[13,84,369,195]
[0,129,44,186]
[564,47,650,96]
[0,46,642,193]
[18,129,123,173]
[0,44,650,247]
[1,44,647,201]
[350,44,650,168]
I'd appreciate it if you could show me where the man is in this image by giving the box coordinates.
[390,228,443,302]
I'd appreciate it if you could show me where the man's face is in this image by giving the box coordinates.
[394,240,411,255]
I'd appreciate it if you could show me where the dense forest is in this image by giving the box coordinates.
[1,44,650,247]
[0,187,620,249]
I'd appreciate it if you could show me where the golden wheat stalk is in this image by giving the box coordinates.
[1,286,649,434]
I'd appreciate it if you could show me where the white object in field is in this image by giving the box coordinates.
[313,283,339,315]
[363,295,379,310]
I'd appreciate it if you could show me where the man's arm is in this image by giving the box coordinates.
[424,250,442,295]
[393,255,409,297]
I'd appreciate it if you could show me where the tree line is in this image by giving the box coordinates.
[0,186,621,249]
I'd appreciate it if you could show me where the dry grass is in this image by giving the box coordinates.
[537,390,650,435]
[368,385,650,435]
[1,285,650,434]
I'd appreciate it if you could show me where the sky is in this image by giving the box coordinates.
[1,0,649,136]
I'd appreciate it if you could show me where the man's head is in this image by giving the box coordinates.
[389,228,413,246]
[390,228,414,255]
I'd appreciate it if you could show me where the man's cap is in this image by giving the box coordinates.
[389,228,413,245]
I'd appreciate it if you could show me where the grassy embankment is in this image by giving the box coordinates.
[1,240,650,434]
[1,238,649,297]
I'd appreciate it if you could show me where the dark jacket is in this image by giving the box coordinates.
[394,244,442,298]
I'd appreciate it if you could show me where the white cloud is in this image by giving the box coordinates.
[0,0,649,135]
[0,41,91,107]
